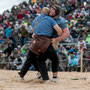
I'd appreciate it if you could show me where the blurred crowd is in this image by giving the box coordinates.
[0,0,90,71]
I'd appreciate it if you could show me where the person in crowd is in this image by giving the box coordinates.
[13,54,23,70]
[5,26,12,38]
[3,42,14,56]
[68,54,79,71]
[19,25,28,46]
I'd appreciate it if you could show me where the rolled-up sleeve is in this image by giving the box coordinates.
[61,22,67,29]
[57,18,67,30]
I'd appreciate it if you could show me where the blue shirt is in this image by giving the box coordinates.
[52,16,67,38]
[69,57,78,66]
[5,28,12,37]
[32,14,57,37]
[68,48,74,52]
[0,39,3,43]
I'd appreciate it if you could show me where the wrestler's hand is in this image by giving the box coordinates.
[32,33,35,38]
[51,38,57,43]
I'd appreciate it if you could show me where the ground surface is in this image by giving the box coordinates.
[0,70,90,90]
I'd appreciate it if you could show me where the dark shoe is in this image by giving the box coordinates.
[33,79,49,83]
[40,80,50,83]
[18,72,24,79]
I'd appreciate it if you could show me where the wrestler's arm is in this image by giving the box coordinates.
[51,27,70,43]
[53,24,62,36]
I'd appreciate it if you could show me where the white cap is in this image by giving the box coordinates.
[18,45,21,48]
[0,50,2,52]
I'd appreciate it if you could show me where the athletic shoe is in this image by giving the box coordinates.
[52,77,58,83]
[36,72,42,79]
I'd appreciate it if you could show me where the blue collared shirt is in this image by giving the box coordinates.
[32,14,57,37]
[52,16,67,38]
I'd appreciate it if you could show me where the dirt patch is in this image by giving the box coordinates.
[0,70,90,90]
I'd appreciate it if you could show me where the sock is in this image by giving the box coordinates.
[53,76,57,78]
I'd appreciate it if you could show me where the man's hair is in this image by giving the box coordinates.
[41,7,50,15]
[52,5,60,15]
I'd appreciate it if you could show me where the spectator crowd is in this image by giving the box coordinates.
[0,0,90,71]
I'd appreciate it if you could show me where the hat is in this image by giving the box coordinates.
[18,45,21,48]
[16,21,19,24]
[0,50,2,52]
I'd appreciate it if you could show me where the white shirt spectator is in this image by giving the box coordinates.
[78,40,87,49]
[25,25,33,33]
